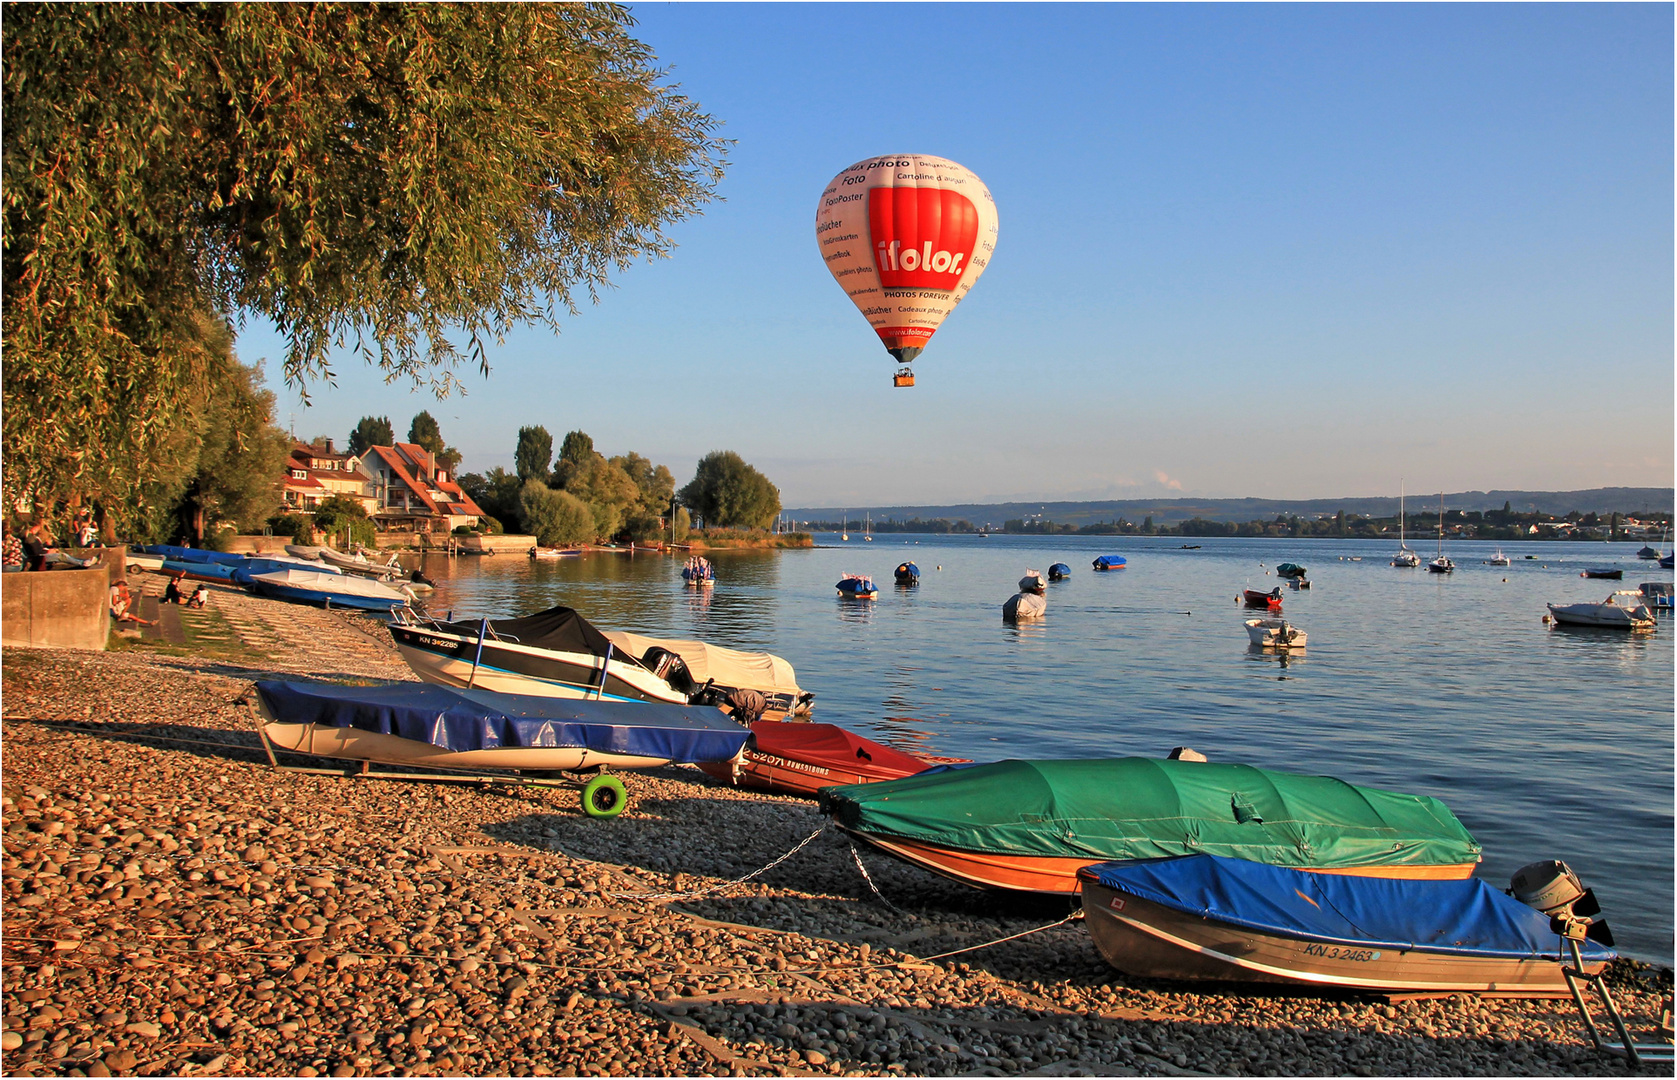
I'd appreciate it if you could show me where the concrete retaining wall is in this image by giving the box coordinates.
[2,568,110,651]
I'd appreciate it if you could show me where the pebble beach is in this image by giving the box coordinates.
[3,581,1671,1077]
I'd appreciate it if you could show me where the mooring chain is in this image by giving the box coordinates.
[848,840,904,914]
[610,821,829,902]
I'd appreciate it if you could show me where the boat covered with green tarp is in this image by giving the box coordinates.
[818,758,1482,894]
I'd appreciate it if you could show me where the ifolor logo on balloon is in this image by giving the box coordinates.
[816,152,998,386]
[868,188,979,291]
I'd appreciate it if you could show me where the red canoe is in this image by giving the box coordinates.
[698,721,961,797]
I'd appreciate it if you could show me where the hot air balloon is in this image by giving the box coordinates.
[816,154,999,387]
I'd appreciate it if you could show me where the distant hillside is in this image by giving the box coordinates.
[789,488,1673,527]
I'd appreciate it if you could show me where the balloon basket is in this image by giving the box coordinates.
[892,367,916,388]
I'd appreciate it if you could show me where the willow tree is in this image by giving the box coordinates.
[3,3,726,519]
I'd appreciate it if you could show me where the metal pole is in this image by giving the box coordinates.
[467,617,488,688]
[596,643,613,700]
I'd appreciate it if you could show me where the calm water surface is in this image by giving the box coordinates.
[403,535,1673,963]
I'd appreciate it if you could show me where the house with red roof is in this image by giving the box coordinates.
[281,439,378,516]
[361,443,483,535]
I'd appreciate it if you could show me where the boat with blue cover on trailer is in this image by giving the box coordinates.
[1077,853,1613,994]
[253,680,749,817]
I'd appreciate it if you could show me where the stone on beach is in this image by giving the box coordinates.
[0,587,1670,1076]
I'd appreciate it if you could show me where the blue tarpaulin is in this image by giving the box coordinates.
[1093,555,1126,569]
[256,680,749,764]
[144,544,246,565]
[1080,855,1614,962]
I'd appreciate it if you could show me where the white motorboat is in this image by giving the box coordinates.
[284,544,326,561]
[1487,548,1511,567]
[247,568,414,611]
[1392,481,1421,567]
[1245,617,1307,649]
[388,604,813,718]
[1547,591,1656,630]
[319,546,401,579]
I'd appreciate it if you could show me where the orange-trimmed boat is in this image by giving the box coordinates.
[699,721,965,797]
[819,758,1482,896]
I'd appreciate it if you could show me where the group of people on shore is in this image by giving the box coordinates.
[3,517,102,573]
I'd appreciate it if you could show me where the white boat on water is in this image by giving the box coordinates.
[1487,548,1511,567]
[1392,481,1421,567]
[1245,617,1307,649]
[1547,591,1656,630]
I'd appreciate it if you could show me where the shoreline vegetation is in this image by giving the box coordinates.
[799,507,1672,544]
[3,580,1670,1077]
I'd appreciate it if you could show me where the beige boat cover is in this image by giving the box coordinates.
[601,631,803,695]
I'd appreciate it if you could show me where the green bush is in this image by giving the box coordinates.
[266,513,316,544]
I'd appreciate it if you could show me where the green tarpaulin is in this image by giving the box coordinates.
[818,758,1481,872]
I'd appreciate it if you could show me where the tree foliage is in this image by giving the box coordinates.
[347,416,395,456]
[408,411,462,475]
[459,467,523,529]
[4,3,726,514]
[515,426,554,483]
[180,357,291,543]
[519,479,594,546]
[678,451,781,529]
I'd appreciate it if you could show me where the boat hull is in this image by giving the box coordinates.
[1547,604,1654,629]
[260,720,671,772]
[250,581,407,612]
[696,721,951,797]
[1242,590,1282,608]
[1245,619,1306,648]
[843,832,1475,896]
[390,624,686,705]
[1079,879,1592,995]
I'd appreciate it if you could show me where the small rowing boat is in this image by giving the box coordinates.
[697,721,960,797]
[1078,854,1612,994]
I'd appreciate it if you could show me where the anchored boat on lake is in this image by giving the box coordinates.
[819,757,1482,896]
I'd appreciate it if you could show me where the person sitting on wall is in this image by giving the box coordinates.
[162,573,186,604]
[2,532,24,571]
[21,521,53,571]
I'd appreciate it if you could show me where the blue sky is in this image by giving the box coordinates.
[238,3,1673,508]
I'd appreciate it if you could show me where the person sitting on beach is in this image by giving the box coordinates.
[187,584,209,609]
[162,574,186,604]
[1002,570,1048,621]
[109,580,154,626]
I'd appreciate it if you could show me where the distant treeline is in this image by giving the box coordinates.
[805,505,1671,541]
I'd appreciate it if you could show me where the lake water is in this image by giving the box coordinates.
[402,534,1674,964]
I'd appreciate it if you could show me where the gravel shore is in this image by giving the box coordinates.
[3,583,1671,1076]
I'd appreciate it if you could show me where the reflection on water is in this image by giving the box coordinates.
[409,536,1672,963]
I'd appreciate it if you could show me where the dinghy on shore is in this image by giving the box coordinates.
[389,605,813,718]
[253,680,749,815]
[1078,854,1612,994]
[819,758,1482,895]
[697,720,961,797]
[247,568,412,612]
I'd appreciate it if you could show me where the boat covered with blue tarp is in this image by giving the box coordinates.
[144,544,247,565]
[254,680,750,773]
[1092,555,1126,570]
[1048,563,1071,580]
[1078,854,1612,992]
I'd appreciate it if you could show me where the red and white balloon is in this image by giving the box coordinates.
[816,154,999,385]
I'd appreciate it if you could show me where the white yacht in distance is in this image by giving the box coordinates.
[1392,481,1421,567]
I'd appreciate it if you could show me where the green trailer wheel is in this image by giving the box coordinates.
[580,774,627,819]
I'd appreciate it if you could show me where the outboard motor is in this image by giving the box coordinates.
[643,647,698,696]
[1511,860,1615,946]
